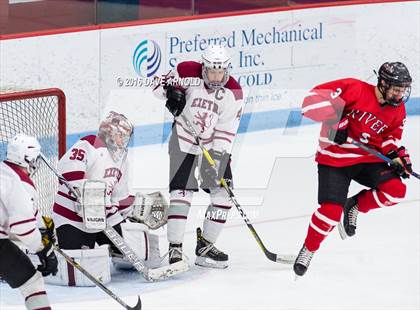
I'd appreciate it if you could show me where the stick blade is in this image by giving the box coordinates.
[276,254,296,264]
[127,296,142,310]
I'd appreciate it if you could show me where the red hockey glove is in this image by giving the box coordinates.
[387,146,412,179]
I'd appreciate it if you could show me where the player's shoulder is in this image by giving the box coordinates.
[1,161,35,189]
[79,135,106,149]
[177,61,203,79]
[224,76,243,101]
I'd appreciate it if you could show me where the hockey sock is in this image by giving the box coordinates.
[202,188,232,243]
[167,190,193,244]
[304,202,342,252]
[357,178,406,213]
[19,271,51,310]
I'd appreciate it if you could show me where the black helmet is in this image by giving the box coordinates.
[377,62,412,107]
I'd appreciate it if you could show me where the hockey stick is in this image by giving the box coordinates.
[41,217,141,310]
[179,114,296,264]
[347,138,420,179]
[39,154,188,281]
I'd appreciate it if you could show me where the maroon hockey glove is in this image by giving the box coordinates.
[387,146,412,179]
[165,85,186,117]
[328,117,349,145]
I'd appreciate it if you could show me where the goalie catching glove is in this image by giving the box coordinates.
[129,192,168,230]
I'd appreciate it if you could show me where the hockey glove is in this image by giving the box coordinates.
[165,85,186,117]
[200,150,231,191]
[37,216,58,277]
[387,146,412,179]
[328,117,349,145]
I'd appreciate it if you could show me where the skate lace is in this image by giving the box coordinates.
[296,247,314,267]
[199,242,223,256]
[169,247,182,260]
[348,205,359,226]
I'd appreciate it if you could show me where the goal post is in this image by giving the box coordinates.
[0,88,66,216]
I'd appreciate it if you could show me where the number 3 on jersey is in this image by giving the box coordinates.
[69,148,85,161]
[360,132,371,144]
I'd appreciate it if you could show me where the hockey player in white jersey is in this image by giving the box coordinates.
[52,111,135,247]
[0,134,58,310]
[154,44,244,269]
[51,111,167,285]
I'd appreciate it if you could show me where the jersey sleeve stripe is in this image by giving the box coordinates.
[118,195,135,210]
[214,129,236,136]
[213,136,232,143]
[53,203,83,222]
[9,217,36,228]
[301,101,332,113]
[57,191,78,202]
[62,171,85,181]
[16,228,36,237]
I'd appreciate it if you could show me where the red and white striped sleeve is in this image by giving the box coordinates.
[7,180,43,253]
[301,78,362,123]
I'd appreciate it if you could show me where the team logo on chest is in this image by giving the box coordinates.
[194,111,214,133]
[190,98,219,114]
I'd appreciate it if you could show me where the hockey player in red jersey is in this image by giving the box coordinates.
[0,134,57,310]
[154,45,244,269]
[294,62,414,277]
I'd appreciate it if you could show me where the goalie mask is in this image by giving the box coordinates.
[98,111,133,162]
[6,133,42,177]
[201,45,231,90]
[376,62,412,107]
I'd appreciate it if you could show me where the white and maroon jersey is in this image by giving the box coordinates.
[154,61,244,155]
[0,161,43,253]
[302,78,406,167]
[52,135,134,233]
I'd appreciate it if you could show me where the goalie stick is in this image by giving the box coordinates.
[338,137,419,240]
[41,217,141,310]
[179,114,296,264]
[39,154,188,280]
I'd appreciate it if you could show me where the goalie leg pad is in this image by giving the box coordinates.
[114,222,162,269]
[45,245,111,287]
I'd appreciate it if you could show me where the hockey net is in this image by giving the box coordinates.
[0,88,66,216]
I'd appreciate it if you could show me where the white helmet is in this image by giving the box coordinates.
[6,133,42,176]
[201,45,231,89]
[98,111,133,162]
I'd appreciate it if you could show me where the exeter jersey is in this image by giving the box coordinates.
[154,61,244,155]
[0,161,43,252]
[52,135,134,233]
[301,78,406,167]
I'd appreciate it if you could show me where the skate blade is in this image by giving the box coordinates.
[337,222,348,240]
[147,260,190,281]
[195,256,228,269]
